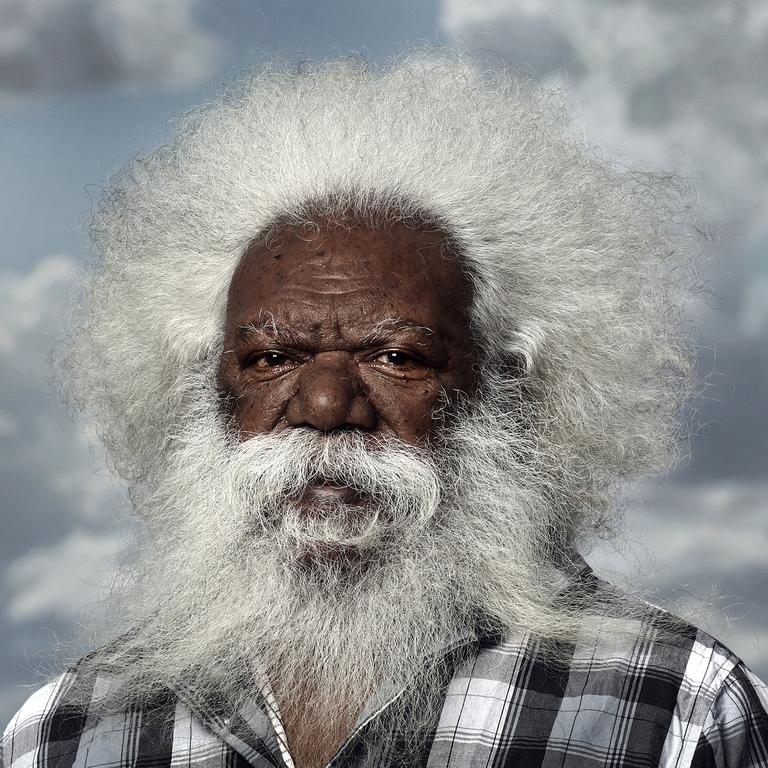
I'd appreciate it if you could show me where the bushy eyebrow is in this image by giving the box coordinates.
[236,316,435,348]
[236,317,317,347]
[358,318,434,347]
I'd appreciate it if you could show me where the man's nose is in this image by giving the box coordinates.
[286,352,377,432]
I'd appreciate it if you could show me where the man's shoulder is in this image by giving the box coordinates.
[580,574,768,709]
[637,614,768,767]
[480,601,760,696]
[2,669,85,768]
[2,665,182,768]
[443,583,768,767]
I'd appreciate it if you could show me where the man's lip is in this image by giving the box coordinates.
[300,482,363,504]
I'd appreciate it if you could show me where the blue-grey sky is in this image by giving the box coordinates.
[1,0,766,728]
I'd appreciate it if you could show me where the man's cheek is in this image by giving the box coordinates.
[232,387,295,436]
[372,396,440,445]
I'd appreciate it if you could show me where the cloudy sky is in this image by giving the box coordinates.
[1,0,766,727]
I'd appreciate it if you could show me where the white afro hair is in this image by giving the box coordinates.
[62,50,699,540]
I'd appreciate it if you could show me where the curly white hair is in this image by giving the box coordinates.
[63,49,698,542]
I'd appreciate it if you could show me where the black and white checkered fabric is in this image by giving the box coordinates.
[4,570,768,768]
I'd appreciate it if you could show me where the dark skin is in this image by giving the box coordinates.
[218,221,476,487]
[216,221,476,768]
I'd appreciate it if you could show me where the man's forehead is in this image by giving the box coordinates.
[224,220,474,341]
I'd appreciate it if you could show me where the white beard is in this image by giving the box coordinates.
[91,365,602,739]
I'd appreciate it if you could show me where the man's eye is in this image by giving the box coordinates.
[249,352,290,368]
[375,351,415,367]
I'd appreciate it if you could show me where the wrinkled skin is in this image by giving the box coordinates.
[218,222,476,446]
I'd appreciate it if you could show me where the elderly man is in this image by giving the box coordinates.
[3,53,767,768]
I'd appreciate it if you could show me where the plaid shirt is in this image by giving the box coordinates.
[4,568,768,768]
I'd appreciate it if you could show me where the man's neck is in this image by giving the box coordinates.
[272,682,364,768]
[282,709,353,768]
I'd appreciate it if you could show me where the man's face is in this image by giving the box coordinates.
[106,222,561,715]
[217,222,476,507]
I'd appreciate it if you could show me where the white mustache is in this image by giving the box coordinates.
[197,427,443,549]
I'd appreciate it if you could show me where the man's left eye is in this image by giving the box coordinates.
[375,351,416,366]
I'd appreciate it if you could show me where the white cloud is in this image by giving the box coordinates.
[4,529,124,623]
[0,255,130,729]
[440,0,768,235]
[592,482,768,579]
[0,0,220,96]
[0,255,125,524]
[0,254,74,354]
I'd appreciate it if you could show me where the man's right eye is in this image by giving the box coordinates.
[247,352,290,369]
